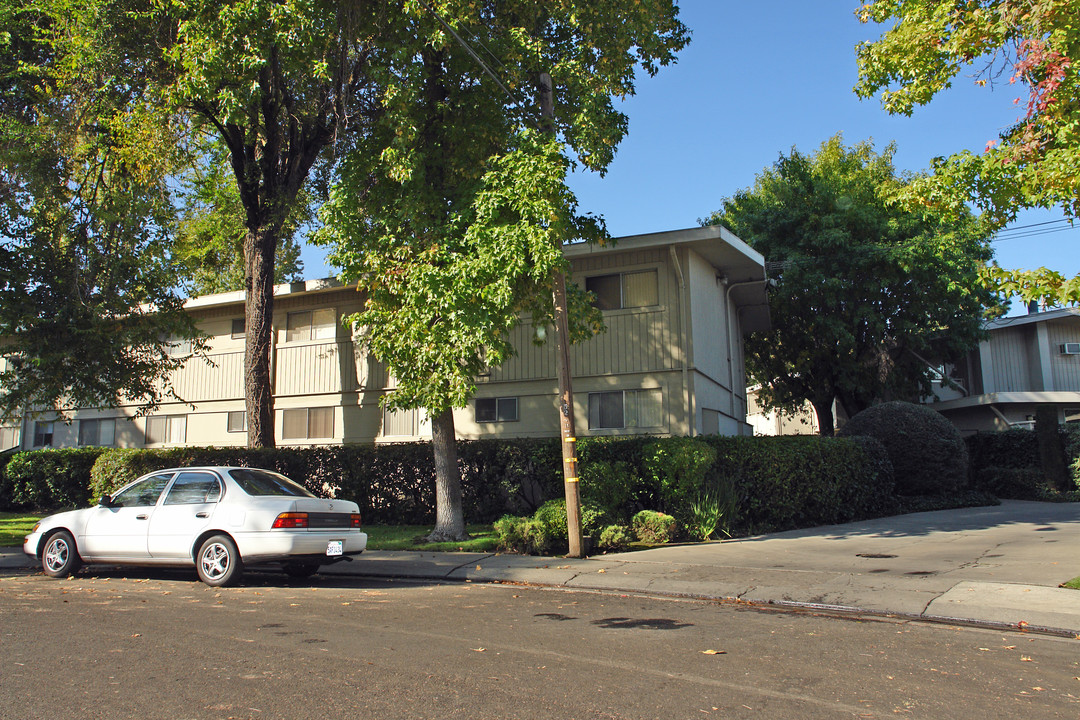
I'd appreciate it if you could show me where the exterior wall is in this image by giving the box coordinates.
[929,308,1080,434]
[6,229,767,450]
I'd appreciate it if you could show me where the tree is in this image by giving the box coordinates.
[0,0,200,420]
[4,0,397,446]
[173,140,305,296]
[705,135,1000,436]
[855,0,1079,305]
[319,1,688,540]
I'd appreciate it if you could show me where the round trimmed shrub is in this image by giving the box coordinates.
[838,401,967,496]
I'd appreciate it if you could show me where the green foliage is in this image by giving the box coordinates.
[687,476,739,541]
[643,437,717,528]
[965,429,1041,474]
[579,459,638,522]
[975,467,1047,501]
[0,0,201,420]
[493,514,551,556]
[856,1,1080,230]
[173,140,305,295]
[4,448,108,510]
[597,524,632,552]
[705,135,998,435]
[632,510,677,545]
[838,401,968,496]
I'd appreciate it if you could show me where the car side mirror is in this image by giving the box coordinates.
[98,495,115,507]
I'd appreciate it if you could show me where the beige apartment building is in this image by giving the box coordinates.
[1,226,770,451]
[928,306,1080,433]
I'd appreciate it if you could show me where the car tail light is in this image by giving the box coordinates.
[350,513,362,529]
[272,512,308,529]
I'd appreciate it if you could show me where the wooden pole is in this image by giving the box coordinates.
[538,71,584,558]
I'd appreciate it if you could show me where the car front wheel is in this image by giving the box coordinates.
[196,534,242,587]
[42,530,82,578]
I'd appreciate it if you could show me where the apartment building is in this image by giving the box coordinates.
[1,226,769,450]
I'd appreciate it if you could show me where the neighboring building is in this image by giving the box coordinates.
[745,388,820,436]
[928,307,1080,433]
[1,226,770,450]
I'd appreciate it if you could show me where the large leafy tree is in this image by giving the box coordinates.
[855,0,1080,305]
[319,1,687,540]
[3,0,395,445]
[706,135,1000,436]
[173,141,304,296]
[0,0,199,420]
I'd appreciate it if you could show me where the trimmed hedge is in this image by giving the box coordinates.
[965,425,1080,493]
[3,448,109,511]
[4,434,898,538]
[838,401,968,496]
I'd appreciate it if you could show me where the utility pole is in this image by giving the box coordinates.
[538,71,584,558]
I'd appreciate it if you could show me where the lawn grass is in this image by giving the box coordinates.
[0,512,39,547]
[364,524,499,553]
[1061,577,1080,590]
[0,515,499,553]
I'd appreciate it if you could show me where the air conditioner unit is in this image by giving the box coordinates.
[1060,343,1080,355]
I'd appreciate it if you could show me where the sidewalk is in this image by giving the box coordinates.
[5,500,1080,636]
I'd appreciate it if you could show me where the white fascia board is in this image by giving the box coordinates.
[182,277,345,311]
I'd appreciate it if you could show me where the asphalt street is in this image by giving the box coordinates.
[3,570,1080,719]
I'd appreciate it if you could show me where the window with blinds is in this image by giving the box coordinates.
[585,270,658,310]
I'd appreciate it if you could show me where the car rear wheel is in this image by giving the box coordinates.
[42,530,82,578]
[196,534,242,587]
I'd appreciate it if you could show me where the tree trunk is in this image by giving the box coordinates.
[244,227,277,448]
[426,408,467,542]
[812,397,835,437]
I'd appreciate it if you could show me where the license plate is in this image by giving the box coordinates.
[326,540,344,557]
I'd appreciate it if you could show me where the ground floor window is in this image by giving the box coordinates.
[227,411,247,433]
[79,418,116,447]
[588,388,663,429]
[475,397,519,423]
[146,415,187,445]
[283,407,334,440]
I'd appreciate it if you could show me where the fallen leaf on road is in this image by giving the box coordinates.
[701,649,726,655]
[473,648,486,652]
[597,569,606,573]
[1021,656,1034,662]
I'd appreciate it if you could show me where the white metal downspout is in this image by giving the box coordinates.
[669,246,693,436]
[726,278,769,434]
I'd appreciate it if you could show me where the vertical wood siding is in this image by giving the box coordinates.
[989,326,1033,392]
[1047,319,1080,391]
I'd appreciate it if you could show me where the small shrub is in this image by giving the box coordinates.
[598,524,632,551]
[687,476,739,541]
[632,510,677,544]
[838,401,968,496]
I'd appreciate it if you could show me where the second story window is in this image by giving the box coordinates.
[230,318,245,339]
[33,421,53,448]
[286,309,336,342]
[585,270,659,310]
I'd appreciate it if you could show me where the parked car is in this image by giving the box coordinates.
[22,467,367,586]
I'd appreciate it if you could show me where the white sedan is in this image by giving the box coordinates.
[22,466,368,586]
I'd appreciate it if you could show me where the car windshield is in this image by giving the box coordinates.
[228,468,315,498]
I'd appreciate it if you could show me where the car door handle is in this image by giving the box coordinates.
[136,514,149,520]
[195,512,209,518]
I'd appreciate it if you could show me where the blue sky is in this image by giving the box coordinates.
[302,1,1078,312]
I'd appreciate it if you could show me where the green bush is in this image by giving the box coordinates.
[579,459,637,522]
[975,466,1046,500]
[493,514,552,555]
[598,524,632,551]
[838,401,968,496]
[5,448,108,510]
[632,510,677,544]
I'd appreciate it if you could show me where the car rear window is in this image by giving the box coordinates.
[228,468,316,498]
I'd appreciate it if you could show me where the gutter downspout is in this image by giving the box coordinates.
[725,278,770,434]
[669,246,693,436]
